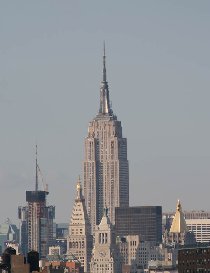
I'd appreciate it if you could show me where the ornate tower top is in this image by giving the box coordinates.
[103,207,108,217]
[69,177,91,230]
[76,176,83,200]
[177,199,181,211]
[99,207,111,229]
[170,200,188,233]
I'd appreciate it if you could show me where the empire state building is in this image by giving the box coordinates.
[83,47,129,233]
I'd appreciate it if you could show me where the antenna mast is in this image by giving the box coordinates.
[35,144,38,191]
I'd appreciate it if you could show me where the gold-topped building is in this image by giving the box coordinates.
[163,200,195,246]
[67,178,93,273]
[170,200,188,234]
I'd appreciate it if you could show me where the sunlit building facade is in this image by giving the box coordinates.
[83,47,129,233]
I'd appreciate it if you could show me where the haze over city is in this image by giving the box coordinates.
[1,1,210,225]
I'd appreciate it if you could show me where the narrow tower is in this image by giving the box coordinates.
[83,46,129,233]
[90,208,120,273]
[67,177,92,273]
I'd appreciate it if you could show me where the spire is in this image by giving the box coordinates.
[99,207,111,227]
[103,41,107,82]
[35,144,38,191]
[177,199,181,211]
[103,207,108,217]
[98,42,113,116]
[76,176,83,200]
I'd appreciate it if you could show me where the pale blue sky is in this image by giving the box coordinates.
[1,1,210,224]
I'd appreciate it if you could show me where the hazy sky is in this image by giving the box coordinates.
[1,1,210,225]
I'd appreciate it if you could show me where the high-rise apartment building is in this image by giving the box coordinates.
[178,245,210,273]
[83,46,129,233]
[19,147,55,258]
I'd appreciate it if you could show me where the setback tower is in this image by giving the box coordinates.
[83,45,129,233]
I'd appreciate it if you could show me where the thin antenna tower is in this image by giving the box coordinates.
[35,144,38,191]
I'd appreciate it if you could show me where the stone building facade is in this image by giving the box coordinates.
[83,47,129,233]
[90,209,120,273]
[67,179,92,273]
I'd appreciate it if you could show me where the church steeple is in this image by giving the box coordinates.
[99,43,113,116]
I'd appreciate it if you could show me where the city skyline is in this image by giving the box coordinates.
[1,1,210,224]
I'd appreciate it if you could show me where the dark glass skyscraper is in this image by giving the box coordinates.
[115,206,162,243]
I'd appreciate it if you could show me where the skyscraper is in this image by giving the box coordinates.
[67,178,92,273]
[83,46,129,233]
[115,206,162,243]
[18,206,28,256]
[19,146,55,258]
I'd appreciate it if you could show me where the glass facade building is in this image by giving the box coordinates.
[115,206,162,243]
[26,191,55,258]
